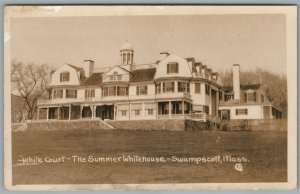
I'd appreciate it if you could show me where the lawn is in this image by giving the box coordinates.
[12,129,287,185]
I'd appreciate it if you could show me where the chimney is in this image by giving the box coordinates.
[82,60,94,78]
[233,64,240,100]
[159,52,169,61]
[196,65,200,75]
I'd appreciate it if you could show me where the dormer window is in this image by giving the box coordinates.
[60,72,70,82]
[109,72,121,81]
[167,62,179,74]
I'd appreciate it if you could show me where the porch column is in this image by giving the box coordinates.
[114,104,116,120]
[69,105,71,120]
[57,107,60,120]
[80,105,83,119]
[129,103,131,121]
[156,102,158,119]
[182,100,184,116]
[92,105,96,119]
[169,101,171,118]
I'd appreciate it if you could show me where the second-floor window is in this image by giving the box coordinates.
[178,82,190,93]
[163,82,175,93]
[205,84,210,95]
[85,89,95,98]
[219,91,223,101]
[66,90,77,98]
[246,92,256,102]
[117,86,129,96]
[195,83,201,94]
[136,85,148,95]
[225,94,234,101]
[156,83,161,94]
[102,86,128,97]
[53,89,63,99]
[60,72,70,82]
[167,62,179,74]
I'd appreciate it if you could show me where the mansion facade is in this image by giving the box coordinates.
[36,42,282,122]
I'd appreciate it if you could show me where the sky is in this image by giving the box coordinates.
[10,14,286,75]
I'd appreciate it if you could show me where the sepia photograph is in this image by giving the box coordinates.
[4,6,297,190]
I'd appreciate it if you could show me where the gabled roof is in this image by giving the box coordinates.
[80,73,103,86]
[66,64,85,80]
[130,68,156,83]
[224,84,261,93]
[67,64,83,72]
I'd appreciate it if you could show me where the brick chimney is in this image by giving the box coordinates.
[233,64,240,100]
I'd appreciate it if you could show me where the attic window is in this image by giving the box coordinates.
[167,62,179,74]
[60,72,70,82]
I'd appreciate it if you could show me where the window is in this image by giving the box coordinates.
[109,72,121,81]
[203,105,209,114]
[147,109,153,115]
[85,89,95,98]
[53,89,63,99]
[195,83,201,94]
[167,62,179,74]
[156,83,161,94]
[60,72,70,82]
[225,94,234,101]
[219,91,223,101]
[235,109,248,115]
[205,84,210,95]
[66,90,77,98]
[261,95,264,103]
[117,86,128,96]
[131,103,142,116]
[247,92,256,102]
[136,85,148,95]
[103,87,108,97]
[163,82,175,93]
[178,82,190,93]
[121,110,127,116]
[108,86,116,96]
[145,103,156,116]
[118,104,129,116]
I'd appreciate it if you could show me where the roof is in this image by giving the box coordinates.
[130,68,156,83]
[67,64,83,72]
[66,64,85,80]
[224,84,261,93]
[80,73,103,86]
[121,42,134,51]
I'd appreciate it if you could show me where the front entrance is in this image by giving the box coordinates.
[96,105,114,120]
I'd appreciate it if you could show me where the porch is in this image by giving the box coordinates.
[37,104,115,121]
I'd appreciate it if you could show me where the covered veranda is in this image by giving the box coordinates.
[37,103,115,121]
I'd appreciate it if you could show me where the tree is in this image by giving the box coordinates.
[11,62,53,120]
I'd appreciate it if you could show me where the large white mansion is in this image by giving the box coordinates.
[36,42,282,122]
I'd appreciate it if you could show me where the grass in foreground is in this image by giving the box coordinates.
[12,129,287,185]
